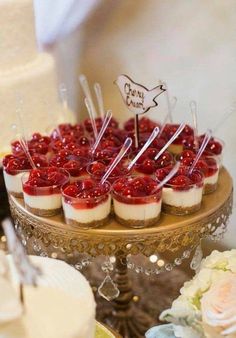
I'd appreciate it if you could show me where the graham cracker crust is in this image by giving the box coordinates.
[9,191,23,198]
[65,215,110,229]
[25,204,62,217]
[203,183,217,195]
[115,214,160,228]
[162,202,201,216]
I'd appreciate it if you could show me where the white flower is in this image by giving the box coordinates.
[200,250,236,272]
[174,325,204,338]
[201,274,236,337]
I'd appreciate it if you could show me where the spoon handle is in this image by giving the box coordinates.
[154,122,186,161]
[101,138,132,185]
[91,110,112,154]
[156,162,180,190]
[127,126,159,170]
[189,129,212,174]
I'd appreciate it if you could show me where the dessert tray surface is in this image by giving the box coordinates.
[10,168,233,257]
[11,168,232,234]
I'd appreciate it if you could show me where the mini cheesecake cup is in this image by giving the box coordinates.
[22,169,69,217]
[156,169,204,216]
[176,154,220,195]
[62,180,111,229]
[112,177,162,229]
[87,160,131,184]
[132,152,175,177]
[3,168,30,198]
[201,156,220,195]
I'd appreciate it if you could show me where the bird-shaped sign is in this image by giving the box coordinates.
[115,74,166,115]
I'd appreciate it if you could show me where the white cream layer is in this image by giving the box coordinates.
[204,170,219,185]
[23,193,62,210]
[113,199,162,220]
[62,195,111,224]
[162,186,203,207]
[3,170,29,194]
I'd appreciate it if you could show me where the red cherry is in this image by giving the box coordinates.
[169,175,192,190]
[207,140,222,155]
[29,169,43,180]
[181,157,194,167]
[146,148,158,160]
[195,159,208,175]
[81,179,95,191]
[140,159,156,175]
[63,184,79,197]
[179,150,196,160]
[90,162,106,175]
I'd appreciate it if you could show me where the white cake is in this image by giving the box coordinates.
[0,0,73,154]
[6,255,96,338]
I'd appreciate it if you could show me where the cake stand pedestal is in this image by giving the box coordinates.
[9,168,233,338]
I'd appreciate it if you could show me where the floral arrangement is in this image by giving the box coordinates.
[146,250,236,338]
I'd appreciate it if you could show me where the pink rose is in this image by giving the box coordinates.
[201,275,236,337]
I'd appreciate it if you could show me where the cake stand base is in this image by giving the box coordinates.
[103,252,155,338]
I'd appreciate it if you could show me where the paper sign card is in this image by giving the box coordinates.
[115,75,166,115]
[2,218,41,286]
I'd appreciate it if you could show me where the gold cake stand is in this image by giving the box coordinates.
[9,168,233,338]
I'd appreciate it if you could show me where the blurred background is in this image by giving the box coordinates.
[34,0,235,248]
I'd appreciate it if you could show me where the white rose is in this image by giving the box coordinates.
[200,250,236,272]
[201,274,236,338]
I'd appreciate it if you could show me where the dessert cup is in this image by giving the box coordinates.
[3,154,48,198]
[50,154,89,182]
[132,149,174,177]
[156,167,204,215]
[4,168,30,198]
[62,179,111,228]
[112,176,162,228]
[87,159,131,184]
[177,152,220,195]
[22,168,69,217]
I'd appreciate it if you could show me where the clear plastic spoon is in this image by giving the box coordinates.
[127,126,160,170]
[190,100,199,150]
[101,138,132,185]
[189,129,212,174]
[160,80,173,123]
[94,82,105,119]
[154,123,186,161]
[19,138,36,169]
[91,110,112,154]
[79,74,97,118]
[156,162,180,190]
[158,96,177,137]
[84,97,98,138]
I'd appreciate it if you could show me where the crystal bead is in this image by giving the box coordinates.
[40,252,48,257]
[190,244,203,271]
[127,262,134,269]
[75,263,83,270]
[98,275,120,301]
[135,266,143,274]
[101,261,113,273]
[182,250,191,259]
[82,258,91,267]
[174,258,182,266]
[165,263,173,271]
[33,241,41,253]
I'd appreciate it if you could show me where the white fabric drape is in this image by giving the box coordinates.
[33,0,99,46]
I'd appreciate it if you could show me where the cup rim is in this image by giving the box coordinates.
[21,167,70,190]
[155,167,204,189]
[111,176,162,201]
[61,178,111,202]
